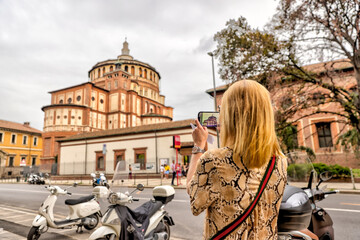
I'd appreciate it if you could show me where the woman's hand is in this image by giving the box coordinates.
[192,119,208,150]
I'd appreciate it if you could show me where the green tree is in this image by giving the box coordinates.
[214,0,360,153]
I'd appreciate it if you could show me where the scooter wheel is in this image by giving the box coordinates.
[164,220,171,240]
[27,226,41,240]
[84,214,100,230]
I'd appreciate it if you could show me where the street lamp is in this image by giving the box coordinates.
[207,52,217,112]
[207,51,220,148]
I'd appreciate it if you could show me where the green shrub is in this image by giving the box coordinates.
[309,163,350,178]
[287,163,313,181]
[352,169,360,177]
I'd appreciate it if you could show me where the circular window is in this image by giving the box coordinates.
[64,115,67,119]
[77,96,81,101]
[67,98,72,104]
[78,116,81,120]
[57,116,60,119]
[71,116,75,119]
[100,99,104,104]
[59,100,63,104]
[91,96,95,101]
[109,120,112,124]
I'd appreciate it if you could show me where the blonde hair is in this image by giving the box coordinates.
[220,80,284,168]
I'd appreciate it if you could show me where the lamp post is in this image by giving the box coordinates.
[207,51,220,148]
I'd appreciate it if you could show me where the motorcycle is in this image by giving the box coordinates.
[278,170,339,240]
[27,174,38,184]
[27,182,104,240]
[91,172,110,189]
[27,173,46,185]
[89,161,175,240]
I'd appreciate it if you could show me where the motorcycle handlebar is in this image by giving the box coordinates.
[133,198,139,201]
[67,192,72,195]
[324,190,339,195]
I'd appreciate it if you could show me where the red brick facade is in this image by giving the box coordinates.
[207,60,360,168]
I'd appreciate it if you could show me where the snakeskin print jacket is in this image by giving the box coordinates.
[188,147,287,240]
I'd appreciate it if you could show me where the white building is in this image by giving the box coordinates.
[58,119,217,175]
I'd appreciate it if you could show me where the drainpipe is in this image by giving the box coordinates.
[155,129,158,173]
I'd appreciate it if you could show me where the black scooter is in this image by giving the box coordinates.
[278,171,338,240]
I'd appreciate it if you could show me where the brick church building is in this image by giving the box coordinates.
[41,41,173,169]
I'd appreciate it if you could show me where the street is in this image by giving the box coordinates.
[0,183,360,239]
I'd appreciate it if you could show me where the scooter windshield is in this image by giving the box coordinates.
[112,160,129,187]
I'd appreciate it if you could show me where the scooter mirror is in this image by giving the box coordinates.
[319,171,333,182]
[90,173,96,178]
[73,182,78,187]
[137,184,145,191]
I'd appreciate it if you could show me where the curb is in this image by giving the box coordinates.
[338,189,360,194]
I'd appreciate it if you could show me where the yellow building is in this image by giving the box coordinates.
[0,119,42,177]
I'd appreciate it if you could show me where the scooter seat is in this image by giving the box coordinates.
[130,200,163,224]
[65,195,94,205]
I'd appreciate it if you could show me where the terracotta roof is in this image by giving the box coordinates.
[206,84,231,95]
[58,119,198,142]
[141,113,172,119]
[303,58,353,73]
[205,59,354,96]
[48,82,109,94]
[0,119,42,135]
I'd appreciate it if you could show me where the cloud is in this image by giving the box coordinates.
[0,0,279,130]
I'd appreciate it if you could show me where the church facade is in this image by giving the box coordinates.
[41,41,173,169]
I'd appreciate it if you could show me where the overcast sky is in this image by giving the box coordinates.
[0,0,279,130]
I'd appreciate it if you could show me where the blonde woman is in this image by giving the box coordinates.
[187,80,287,240]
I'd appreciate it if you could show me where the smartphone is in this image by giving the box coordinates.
[198,111,220,127]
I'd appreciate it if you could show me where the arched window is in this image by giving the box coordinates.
[139,68,143,77]
[131,66,135,75]
[125,65,128,72]
[110,66,113,72]
[103,67,105,75]
[98,69,101,78]
[144,69,147,79]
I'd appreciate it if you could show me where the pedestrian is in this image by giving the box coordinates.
[128,164,132,180]
[171,160,176,185]
[177,163,182,178]
[160,164,165,179]
[186,80,287,239]
[164,164,170,179]
[184,163,189,177]
[181,164,186,178]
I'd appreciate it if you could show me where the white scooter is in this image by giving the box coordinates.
[89,162,175,240]
[27,183,103,240]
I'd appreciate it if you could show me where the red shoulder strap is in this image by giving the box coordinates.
[210,155,277,240]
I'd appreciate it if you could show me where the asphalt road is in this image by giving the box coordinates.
[0,183,360,239]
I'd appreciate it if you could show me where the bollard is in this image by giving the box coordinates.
[350,168,356,190]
